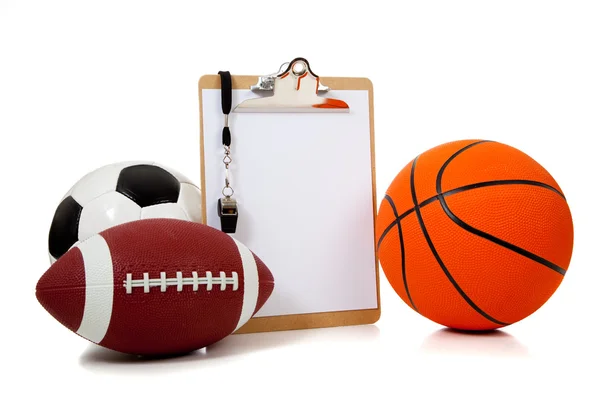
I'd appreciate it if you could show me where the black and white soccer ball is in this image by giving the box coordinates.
[48,161,203,263]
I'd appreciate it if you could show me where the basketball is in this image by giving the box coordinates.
[376,139,574,330]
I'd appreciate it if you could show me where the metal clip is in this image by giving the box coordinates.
[235,57,348,113]
[218,197,238,234]
[250,62,289,92]
[249,58,332,94]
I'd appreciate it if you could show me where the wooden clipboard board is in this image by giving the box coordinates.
[198,58,380,333]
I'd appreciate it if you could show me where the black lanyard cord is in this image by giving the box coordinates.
[218,71,232,146]
[217,70,238,234]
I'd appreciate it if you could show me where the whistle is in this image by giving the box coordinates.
[218,197,238,234]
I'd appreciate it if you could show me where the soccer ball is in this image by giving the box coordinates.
[48,161,203,263]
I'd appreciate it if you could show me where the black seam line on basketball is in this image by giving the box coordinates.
[435,142,567,275]
[377,197,437,251]
[410,156,509,326]
[376,179,564,251]
[436,142,567,276]
[383,195,418,312]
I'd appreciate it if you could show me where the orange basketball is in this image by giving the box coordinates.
[376,140,574,330]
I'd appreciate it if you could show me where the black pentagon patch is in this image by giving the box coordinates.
[116,165,180,208]
[49,196,83,259]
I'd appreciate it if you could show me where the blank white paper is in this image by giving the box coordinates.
[202,89,377,317]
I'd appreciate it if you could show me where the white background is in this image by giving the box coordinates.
[1,1,598,399]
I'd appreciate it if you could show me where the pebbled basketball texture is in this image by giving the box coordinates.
[37,219,274,355]
[376,140,574,330]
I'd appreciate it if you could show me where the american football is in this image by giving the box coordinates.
[36,219,274,356]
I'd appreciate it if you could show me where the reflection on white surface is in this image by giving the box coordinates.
[79,324,381,373]
[420,328,529,357]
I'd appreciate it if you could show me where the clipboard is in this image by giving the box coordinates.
[198,58,380,333]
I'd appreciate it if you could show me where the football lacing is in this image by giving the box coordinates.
[123,271,239,294]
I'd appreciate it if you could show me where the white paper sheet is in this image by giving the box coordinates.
[202,89,377,317]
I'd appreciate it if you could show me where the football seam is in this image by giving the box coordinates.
[123,270,239,293]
